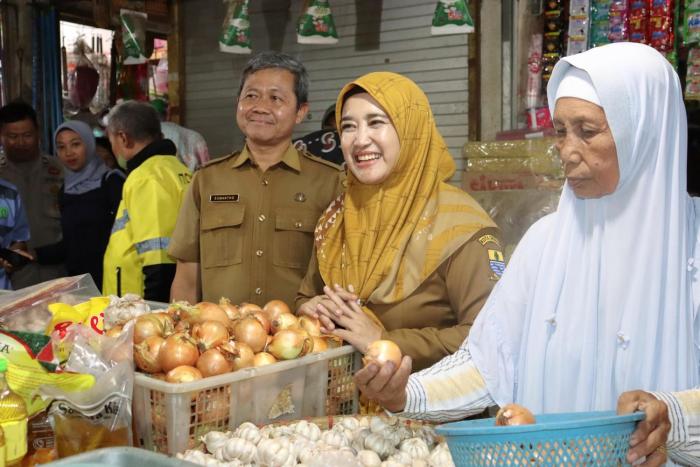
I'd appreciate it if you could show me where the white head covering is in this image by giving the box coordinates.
[468,42,699,413]
[554,66,601,106]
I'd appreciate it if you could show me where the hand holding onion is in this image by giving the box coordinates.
[495,404,536,426]
[354,340,412,413]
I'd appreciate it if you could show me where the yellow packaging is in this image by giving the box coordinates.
[82,297,110,335]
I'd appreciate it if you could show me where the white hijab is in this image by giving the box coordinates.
[468,42,700,412]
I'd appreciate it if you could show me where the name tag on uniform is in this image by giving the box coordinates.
[210,194,240,202]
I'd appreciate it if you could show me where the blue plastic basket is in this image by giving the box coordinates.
[435,410,644,466]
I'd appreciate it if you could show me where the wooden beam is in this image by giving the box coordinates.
[167,0,184,124]
[467,0,481,141]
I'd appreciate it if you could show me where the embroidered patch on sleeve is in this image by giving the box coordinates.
[478,234,501,248]
[488,249,506,277]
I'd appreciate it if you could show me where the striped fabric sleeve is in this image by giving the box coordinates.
[397,342,496,422]
[652,389,700,466]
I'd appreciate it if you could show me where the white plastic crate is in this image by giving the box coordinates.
[133,345,360,455]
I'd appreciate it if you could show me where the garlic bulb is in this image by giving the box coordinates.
[410,459,428,467]
[427,442,454,467]
[337,416,360,431]
[235,422,262,445]
[411,426,437,449]
[399,438,430,460]
[387,451,412,465]
[103,293,150,329]
[257,438,296,467]
[357,449,382,467]
[364,433,396,460]
[352,428,371,453]
[221,437,257,463]
[379,461,405,467]
[292,420,321,441]
[177,449,209,464]
[320,429,350,449]
[305,449,362,467]
[201,431,229,454]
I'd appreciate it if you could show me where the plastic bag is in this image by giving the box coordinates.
[68,39,100,110]
[41,321,134,458]
[0,275,100,335]
[120,9,148,64]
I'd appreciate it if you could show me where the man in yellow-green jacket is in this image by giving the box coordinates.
[103,101,190,302]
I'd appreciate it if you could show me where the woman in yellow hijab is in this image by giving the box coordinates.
[296,72,503,371]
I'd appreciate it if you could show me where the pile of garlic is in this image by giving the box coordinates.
[176,416,455,467]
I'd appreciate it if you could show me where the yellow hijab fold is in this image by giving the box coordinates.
[315,72,495,305]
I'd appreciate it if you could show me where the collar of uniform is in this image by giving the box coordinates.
[232,144,301,172]
[127,138,177,173]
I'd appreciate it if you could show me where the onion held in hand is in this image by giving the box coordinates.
[495,404,536,426]
[363,340,402,368]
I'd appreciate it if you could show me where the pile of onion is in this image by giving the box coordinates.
[132,298,335,382]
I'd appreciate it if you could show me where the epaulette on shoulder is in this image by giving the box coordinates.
[202,151,240,168]
[300,150,343,171]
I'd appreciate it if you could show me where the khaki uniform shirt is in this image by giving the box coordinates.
[296,227,504,371]
[169,144,343,307]
[0,154,66,288]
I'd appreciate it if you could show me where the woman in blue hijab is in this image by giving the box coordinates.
[54,120,124,290]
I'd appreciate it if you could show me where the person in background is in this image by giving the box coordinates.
[103,101,190,302]
[94,136,120,171]
[0,180,32,289]
[321,104,336,131]
[0,101,66,288]
[352,43,700,466]
[151,98,210,172]
[296,73,502,371]
[54,121,124,291]
[169,51,343,307]
[292,104,344,166]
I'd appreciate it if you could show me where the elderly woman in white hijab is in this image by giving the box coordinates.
[353,42,700,466]
[54,120,125,290]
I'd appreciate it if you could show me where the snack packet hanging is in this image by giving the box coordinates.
[120,9,148,64]
[297,0,339,44]
[686,47,700,99]
[431,0,475,35]
[684,0,700,45]
[567,0,591,55]
[219,0,252,54]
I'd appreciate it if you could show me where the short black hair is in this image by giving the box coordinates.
[0,100,38,129]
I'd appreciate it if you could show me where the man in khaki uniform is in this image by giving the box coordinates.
[0,101,66,288]
[169,52,343,307]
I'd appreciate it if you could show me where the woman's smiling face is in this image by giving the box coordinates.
[340,92,401,185]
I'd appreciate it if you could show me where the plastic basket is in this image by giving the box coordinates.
[44,447,196,466]
[133,345,360,455]
[435,411,644,466]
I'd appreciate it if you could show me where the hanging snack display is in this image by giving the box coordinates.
[686,47,700,98]
[684,0,700,44]
[567,0,591,55]
[297,0,339,44]
[219,0,252,54]
[430,0,475,35]
[120,9,148,65]
[542,0,565,85]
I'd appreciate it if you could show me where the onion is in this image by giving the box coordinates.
[232,317,268,353]
[253,352,277,367]
[239,302,263,315]
[192,320,229,352]
[495,404,536,426]
[192,302,231,327]
[158,332,200,373]
[134,335,165,373]
[166,365,202,383]
[298,316,321,337]
[134,313,173,344]
[218,297,241,321]
[271,313,299,334]
[264,335,272,351]
[105,325,123,338]
[196,349,233,377]
[310,336,328,353]
[221,341,255,370]
[363,340,402,368]
[263,299,291,321]
[248,310,272,334]
[268,329,312,360]
[174,319,191,334]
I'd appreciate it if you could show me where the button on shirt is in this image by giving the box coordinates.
[169,144,343,307]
